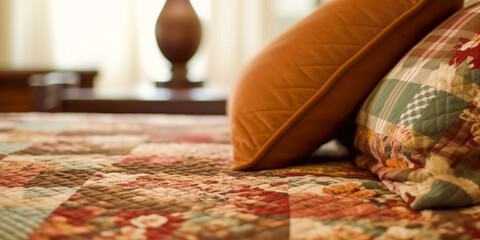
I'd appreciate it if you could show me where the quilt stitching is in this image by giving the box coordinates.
[355,4,480,211]
[0,113,478,239]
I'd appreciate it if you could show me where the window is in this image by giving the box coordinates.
[3,0,319,88]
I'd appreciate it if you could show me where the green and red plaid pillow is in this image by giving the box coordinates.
[354,1,480,210]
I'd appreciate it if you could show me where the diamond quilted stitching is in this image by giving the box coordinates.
[15,121,72,133]
[0,187,78,209]
[63,185,173,211]
[24,170,95,188]
[130,143,231,160]
[107,162,227,176]
[413,91,469,142]
[35,155,118,172]
[18,142,137,155]
[0,171,40,188]
[287,176,396,220]
[0,143,32,155]
[431,104,480,163]
[0,208,53,240]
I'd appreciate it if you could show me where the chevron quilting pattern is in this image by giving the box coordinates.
[230,0,464,170]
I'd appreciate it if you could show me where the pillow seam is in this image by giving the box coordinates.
[236,0,436,170]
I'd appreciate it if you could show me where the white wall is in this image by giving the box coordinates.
[0,0,318,89]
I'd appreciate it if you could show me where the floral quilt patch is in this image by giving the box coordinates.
[0,113,479,239]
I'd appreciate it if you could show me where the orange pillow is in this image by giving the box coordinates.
[228,0,463,170]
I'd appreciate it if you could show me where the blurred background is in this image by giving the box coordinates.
[0,0,329,90]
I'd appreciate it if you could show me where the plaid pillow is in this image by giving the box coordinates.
[354,2,480,210]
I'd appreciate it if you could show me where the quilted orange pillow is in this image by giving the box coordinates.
[229,0,463,170]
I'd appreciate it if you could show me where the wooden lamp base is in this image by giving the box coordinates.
[155,0,202,89]
[155,63,203,88]
[155,81,203,89]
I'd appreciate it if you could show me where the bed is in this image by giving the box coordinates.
[0,113,479,240]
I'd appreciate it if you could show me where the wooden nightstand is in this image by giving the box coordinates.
[62,86,227,115]
[0,70,97,112]
[32,83,228,115]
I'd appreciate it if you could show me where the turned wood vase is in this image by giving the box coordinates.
[155,0,202,88]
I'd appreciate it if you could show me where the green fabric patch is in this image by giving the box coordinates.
[413,91,468,141]
[369,79,398,118]
[370,79,421,124]
[361,181,385,190]
[454,164,480,186]
[465,68,480,86]
[423,58,443,70]
[0,208,53,240]
[0,143,32,155]
[412,180,473,210]
[16,121,72,133]
[24,187,79,199]
[402,56,422,68]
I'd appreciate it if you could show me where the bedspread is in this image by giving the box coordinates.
[0,113,479,240]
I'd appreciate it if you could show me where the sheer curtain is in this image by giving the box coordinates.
[4,0,54,68]
[209,0,321,87]
[0,0,317,89]
[0,0,12,68]
[208,0,270,87]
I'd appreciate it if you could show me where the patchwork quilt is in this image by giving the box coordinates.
[354,1,480,210]
[0,113,479,240]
